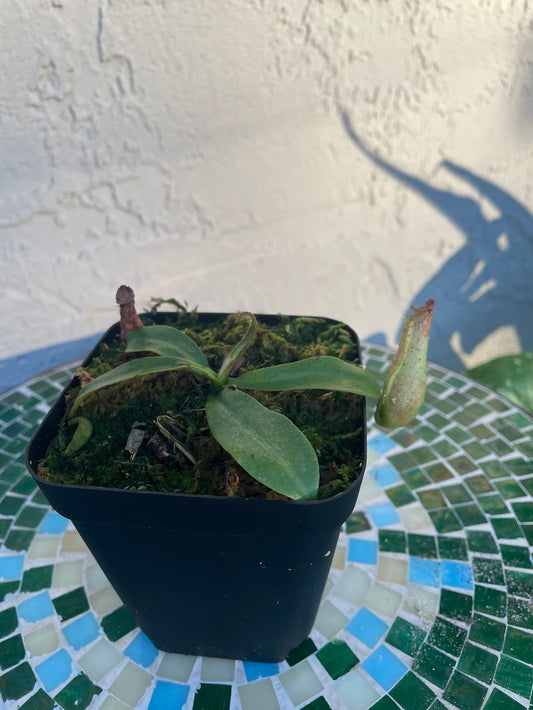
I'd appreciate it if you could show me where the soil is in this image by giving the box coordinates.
[37,310,365,500]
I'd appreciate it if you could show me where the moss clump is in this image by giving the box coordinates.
[38,312,365,500]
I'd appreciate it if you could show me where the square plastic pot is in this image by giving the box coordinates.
[25,313,367,661]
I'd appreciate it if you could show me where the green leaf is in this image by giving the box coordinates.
[230,356,381,398]
[72,356,192,409]
[126,325,209,367]
[205,388,319,500]
[467,352,533,415]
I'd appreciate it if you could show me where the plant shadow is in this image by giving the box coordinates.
[341,110,533,371]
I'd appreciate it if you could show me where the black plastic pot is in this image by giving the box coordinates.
[26,313,367,662]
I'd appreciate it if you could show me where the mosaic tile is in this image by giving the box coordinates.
[1,348,532,710]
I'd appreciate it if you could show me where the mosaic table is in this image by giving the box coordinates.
[0,344,532,710]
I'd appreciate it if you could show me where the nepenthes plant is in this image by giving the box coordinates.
[66,288,434,501]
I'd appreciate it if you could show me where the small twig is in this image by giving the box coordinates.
[116,285,143,341]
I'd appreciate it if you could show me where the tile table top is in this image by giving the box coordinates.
[0,344,531,710]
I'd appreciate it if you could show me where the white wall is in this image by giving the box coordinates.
[1,0,532,376]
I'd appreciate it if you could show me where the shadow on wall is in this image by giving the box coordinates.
[341,110,533,372]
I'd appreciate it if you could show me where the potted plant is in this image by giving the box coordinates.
[25,287,434,661]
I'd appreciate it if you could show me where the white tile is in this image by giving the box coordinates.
[78,638,123,681]
[86,563,111,594]
[157,653,196,683]
[333,565,369,606]
[109,661,152,706]
[90,587,122,615]
[402,586,439,621]
[27,536,61,559]
[23,623,60,656]
[377,556,408,585]
[279,661,323,706]
[52,560,84,588]
[238,678,280,710]
[60,530,88,553]
[201,657,235,682]
[398,505,432,531]
[364,582,402,618]
[314,600,349,640]
[334,668,380,709]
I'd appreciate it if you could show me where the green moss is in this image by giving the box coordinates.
[38,313,364,499]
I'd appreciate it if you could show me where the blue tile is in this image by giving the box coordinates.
[362,644,408,690]
[63,612,100,650]
[346,608,389,648]
[35,649,72,692]
[348,539,378,565]
[368,433,397,455]
[18,591,55,622]
[38,512,70,534]
[124,631,160,668]
[408,557,441,588]
[0,553,25,581]
[367,502,401,527]
[369,464,401,487]
[148,680,190,709]
[441,560,474,591]
[243,661,280,682]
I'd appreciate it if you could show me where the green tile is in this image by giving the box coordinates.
[494,654,533,698]
[427,617,467,657]
[0,607,18,638]
[428,381,448,395]
[378,530,406,553]
[11,476,37,496]
[454,503,486,527]
[286,637,317,666]
[423,462,453,483]
[464,474,493,495]
[472,557,505,585]
[468,613,505,651]
[447,426,472,444]
[386,484,416,507]
[0,495,25,515]
[426,413,448,429]
[439,590,473,623]
[4,529,35,551]
[449,455,477,476]
[480,460,508,480]
[386,617,426,657]
[302,698,332,710]
[457,642,498,684]
[477,493,508,516]
[32,490,49,506]
[52,587,89,622]
[412,644,454,689]
[521,476,533,496]
[402,468,431,489]
[410,447,437,465]
[0,662,36,701]
[388,453,419,472]
[483,687,525,710]
[463,441,491,461]
[505,569,533,598]
[369,698,401,710]
[54,673,101,710]
[499,544,532,569]
[428,508,462,534]
[469,424,494,440]
[101,606,137,642]
[408,534,437,559]
[494,479,526,499]
[511,501,533,522]
[0,518,10,540]
[446,375,465,389]
[193,683,231,710]
[389,671,435,710]
[316,639,358,679]
[432,439,459,458]
[503,626,533,664]
[442,671,486,710]
[412,425,439,443]
[474,585,506,617]
[14,505,47,529]
[21,566,53,593]
[437,536,468,561]
[417,489,446,510]
[345,512,371,534]
[486,437,514,457]
[491,517,523,540]
[0,634,25,670]
[19,689,57,710]
[523,524,533,545]
[505,457,532,477]
[466,530,498,554]
[441,483,472,505]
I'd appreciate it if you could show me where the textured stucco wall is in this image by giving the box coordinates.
[1,0,532,384]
